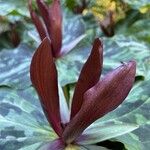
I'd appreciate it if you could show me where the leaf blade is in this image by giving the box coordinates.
[77,122,138,145]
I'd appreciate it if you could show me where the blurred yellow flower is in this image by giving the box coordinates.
[90,0,127,21]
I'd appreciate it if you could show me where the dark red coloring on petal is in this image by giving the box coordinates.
[28,0,47,40]
[30,38,63,136]
[36,0,62,58]
[48,0,62,57]
[63,61,136,143]
[36,0,50,30]
[70,38,103,119]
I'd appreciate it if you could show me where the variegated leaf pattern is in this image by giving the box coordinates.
[78,121,138,145]
[127,19,150,43]
[0,44,32,89]
[0,86,57,150]
[0,0,29,17]
[122,0,150,9]
[62,14,85,48]
[103,35,150,80]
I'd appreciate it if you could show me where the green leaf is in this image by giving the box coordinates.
[0,86,57,149]
[0,44,32,89]
[62,15,85,47]
[0,0,29,17]
[127,19,150,43]
[103,35,150,80]
[117,131,150,150]
[18,142,43,150]
[123,0,150,9]
[78,122,138,145]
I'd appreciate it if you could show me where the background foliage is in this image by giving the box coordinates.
[0,0,150,149]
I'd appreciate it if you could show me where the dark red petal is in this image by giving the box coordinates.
[30,38,63,136]
[36,0,62,58]
[36,0,50,33]
[28,0,47,40]
[70,38,103,119]
[48,0,62,58]
[62,61,136,143]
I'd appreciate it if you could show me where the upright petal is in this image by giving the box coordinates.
[36,0,50,33]
[29,0,47,40]
[70,38,103,119]
[63,61,136,143]
[30,38,63,136]
[48,0,62,58]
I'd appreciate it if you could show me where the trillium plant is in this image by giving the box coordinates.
[29,0,85,58]
[30,37,138,150]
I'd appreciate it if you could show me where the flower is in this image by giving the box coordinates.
[30,37,137,149]
[28,0,85,58]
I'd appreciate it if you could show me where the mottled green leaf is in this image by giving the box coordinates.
[0,0,29,17]
[0,44,32,89]
[103,35,150,80]
[62,15,85,48]
[18,142,43,150]
[0,86,57,149]
[127,19,150,43]
[123,0,150,9]
[78,122,138,145]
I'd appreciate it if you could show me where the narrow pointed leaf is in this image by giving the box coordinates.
[63,61,136,143]
[77,122,138,145]
[70,38,103,119]
[29,0,47,40]
[49,0,62,57]
[30,38,62,136]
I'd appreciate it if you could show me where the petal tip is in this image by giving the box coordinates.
[94,38,103,47]
[124,60,136,75]
[128,60,136,68]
